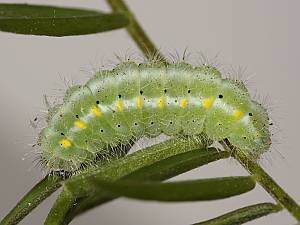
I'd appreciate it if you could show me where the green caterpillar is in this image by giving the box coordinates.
[39,61,271,172]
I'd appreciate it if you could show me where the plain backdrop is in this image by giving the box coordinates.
[0,1,299,225]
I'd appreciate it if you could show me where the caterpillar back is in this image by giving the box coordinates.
[39,62,271,172]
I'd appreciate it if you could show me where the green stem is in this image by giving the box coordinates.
[106,0,167,63]
[44,186,76,225]
[0,174,62,225]
[222,141,300,222]
[64,192,114,223]
[235,150,300,222]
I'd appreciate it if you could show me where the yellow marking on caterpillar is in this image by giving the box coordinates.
[180,98,188,108]
[91,105,102,117]
[116,99,124,112]
[136,96,143,109]
[158,96,165,109]
[59,138,72,148]
[233,110,242,120]
[74,120,87,130]
[203,97,214,109]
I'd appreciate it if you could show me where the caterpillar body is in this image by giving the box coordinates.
[40,62,271,172]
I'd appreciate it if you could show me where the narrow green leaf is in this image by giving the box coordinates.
[0,4,129,36]
[65,138,205,196]
[91,176,255,202]
[123,147,230,181]
[54,146,230,223]
[0,174,62,225]
[76,148,229,208]
[192,202,282,225]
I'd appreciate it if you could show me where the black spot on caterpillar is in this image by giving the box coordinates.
[39,62,271,172]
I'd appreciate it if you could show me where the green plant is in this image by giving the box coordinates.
[0,1,299,225]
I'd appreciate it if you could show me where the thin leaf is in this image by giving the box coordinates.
[0,4,129,36]
[0,174,62,225]
[91,176,255,202]
[65,138,206,196]
[123,147,230,181]
[53,147,230,223]
[75,148,229,210]
[192,202,282,225]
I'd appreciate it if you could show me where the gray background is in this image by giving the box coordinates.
[0,0,299,224]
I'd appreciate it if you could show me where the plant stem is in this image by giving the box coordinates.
[234,150,300,222]
[222,141,300,222]
[0,174,62,225]
[44,186,76,225]
[106,0,167,63]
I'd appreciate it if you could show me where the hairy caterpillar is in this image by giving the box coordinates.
[39,61,271,172]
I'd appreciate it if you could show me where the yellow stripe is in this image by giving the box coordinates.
[91,105,102,117]
[59,138,71,148]
[180,98,188,108]
[158,96,165,109]
[203,97,214,109]
[74,120,87,129]
[136,96,143,109]
[233,110,242,120]
[116,99,124,112]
